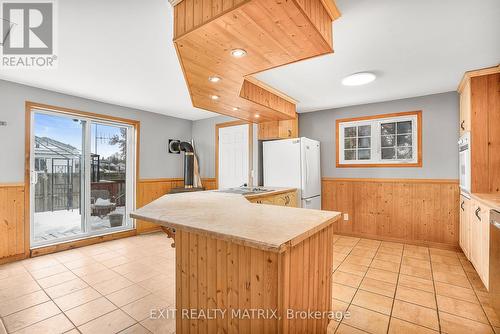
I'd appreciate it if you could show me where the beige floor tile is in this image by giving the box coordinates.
[112,262,153,276]
[93,275,134,295]
[436,295,488,324]
[430,254,462,266]
[359,277,396,298]
[332,298,350,317]
[460,259,477,273]
[374,252,401,264]
[0,279,41,301]
[53,287,101,311]
[63,257,98,270]
[370,259,400,273]
[140,316,176,334]
[484,305,500,327]
[123,268,162,283]
[403,250,430,261]
[107,284,151,307]
[121,294,169,322]
[327,319,340,333]
[342,304,389,334]
[13,313,74,334]
[0,290,49,317]
[429,248,459,258]
[152,285,175,306]
[332,271,363,288]
[352,289,393,315]
[337,262,369,277]
[380,241,404,250]
[44,278,88,299]
[400,264,432,280]
[0,319,6,334]
[100,256,131,268]
[64,297,117,326]
[388,318,438,334]
[137,275,174,293]
[80,268,121,285]
[344,255,372,267]
[466,271,488,291]
[350,247,377,258]
[332,282,357,303]
[396,285,436,309]
[398,274,434,293]
[37,271,77,289]
[22,257,60,272]
[78,309,136,334]
[336,323,369,333]
[392,300,439,330]
[333,245,353,255]
[365,268,398,284]
[432,262,467,275]
[439,311,494,334]
[402,256,431,270]
[2,301,60,333]
[377,246,403,257]
[432,270,472,288]
[434,281,479,303]
[91,251,122,262]
[30,264,69,280]
[70,263,108,278]
[118,323,152,334]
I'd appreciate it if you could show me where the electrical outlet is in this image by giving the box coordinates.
[343,213,349,221]
[0,121,7,126]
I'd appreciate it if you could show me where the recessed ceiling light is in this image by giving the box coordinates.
[342,72,376,86]
[210,95,219,100]
[231,49,247,58]
[232,107,239,111]
[208,76,221,83]
[254,114,260,118]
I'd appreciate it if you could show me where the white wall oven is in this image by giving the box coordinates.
[459,132,471,194]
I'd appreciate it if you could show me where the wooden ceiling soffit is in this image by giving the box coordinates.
[172,0,340,122]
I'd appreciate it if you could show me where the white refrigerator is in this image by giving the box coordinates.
[263,137,321,209]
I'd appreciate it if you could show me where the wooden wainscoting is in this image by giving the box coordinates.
[0,184,26,264]
[322,178,460,250]
[136,178,217,233]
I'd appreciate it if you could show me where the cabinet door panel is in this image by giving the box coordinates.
[470,202,482,272]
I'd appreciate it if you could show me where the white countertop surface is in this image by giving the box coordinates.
[130,191,340,252]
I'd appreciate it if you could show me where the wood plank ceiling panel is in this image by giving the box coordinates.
[172,0,340,122]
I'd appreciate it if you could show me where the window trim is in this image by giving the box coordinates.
[336,110,422,168]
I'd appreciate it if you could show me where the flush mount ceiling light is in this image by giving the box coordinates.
[230,48,247,58]
[254,114,260,118]
[342,72,376,86]
[208,76,221,83]
[210,95,220,100]
[232,107,239,111]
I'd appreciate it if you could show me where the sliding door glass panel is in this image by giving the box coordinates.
[32,112,86,244]
[89,122,130,231]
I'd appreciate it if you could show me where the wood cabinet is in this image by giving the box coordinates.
[0,185,26,264]
[466,197,491,290]
[258,115,298,140]
[459,195,471,258]
[458,66,500,193]
[459,78,471,136]
[247,190,297,207]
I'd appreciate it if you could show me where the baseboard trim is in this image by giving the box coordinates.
[0,253,26,265]
[334,231,460,252]
[30,230,137,257]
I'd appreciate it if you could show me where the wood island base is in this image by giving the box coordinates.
[171,224,335,334]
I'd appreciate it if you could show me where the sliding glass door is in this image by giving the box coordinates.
[31,109,135,248]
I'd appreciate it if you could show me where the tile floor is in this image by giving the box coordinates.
[0,233,498,334]
[0,232,175,334]
[329,235,499,334]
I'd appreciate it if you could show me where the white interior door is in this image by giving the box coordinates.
[218,124,249,189]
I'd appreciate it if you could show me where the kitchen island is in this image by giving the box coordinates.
[131,191,340,334]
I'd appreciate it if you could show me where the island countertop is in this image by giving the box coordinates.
[130,191,340,252]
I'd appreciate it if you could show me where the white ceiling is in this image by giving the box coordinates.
[0,0,498,120]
